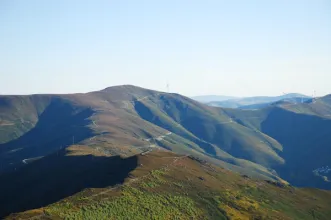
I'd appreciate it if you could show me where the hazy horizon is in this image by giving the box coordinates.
[1,1,330,97]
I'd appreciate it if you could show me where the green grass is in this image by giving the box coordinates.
[45,186,203,220]
[6,151,331,220]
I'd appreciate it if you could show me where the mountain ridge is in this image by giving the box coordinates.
[4,150,331,220]
[0,85,330,190]
[203,93,311,109]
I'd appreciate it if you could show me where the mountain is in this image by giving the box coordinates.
[1,85,331,217]
[207,93,311,109]
[3,150,331,219]
[0,86,329,188]
[191,95,237,103]
[0,85,281,182]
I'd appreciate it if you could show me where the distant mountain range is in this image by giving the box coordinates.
[1,85,331,218]
[191,95,236,103]
[192,93,312,109]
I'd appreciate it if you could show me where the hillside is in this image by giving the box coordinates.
[224,98,331,189]
[0,85,330,192]
[4,150,331,219]
[0,95,95,173]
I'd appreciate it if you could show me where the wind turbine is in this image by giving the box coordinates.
[312,90,316,103]
[282,92,290,104]
[282,92,287,98]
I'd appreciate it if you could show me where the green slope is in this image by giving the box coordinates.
[133,93,284,172]
[4,151,331,220]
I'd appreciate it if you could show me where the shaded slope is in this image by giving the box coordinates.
[0,146,138,218]
[0,95,53,144]
[261,107,331,188]
[225,97,331,189]
[0,97,94,173]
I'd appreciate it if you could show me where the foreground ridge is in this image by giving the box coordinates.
[6,151,331,220]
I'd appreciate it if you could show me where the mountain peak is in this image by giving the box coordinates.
[100,85,146,92]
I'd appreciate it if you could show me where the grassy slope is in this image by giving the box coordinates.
[6,151,331,220]
[131,92,285,180]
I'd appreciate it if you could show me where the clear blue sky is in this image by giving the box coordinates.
[1,0,330,97]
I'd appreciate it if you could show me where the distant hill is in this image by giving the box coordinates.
[238,97,313,110]
[191,95,236,103]
[207,93,311,109]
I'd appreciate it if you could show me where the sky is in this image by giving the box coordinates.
[0,0,330,97]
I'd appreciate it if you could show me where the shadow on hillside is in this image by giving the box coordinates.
[0,150,138,218]
[261,107,331,189]
[0,97,95,173]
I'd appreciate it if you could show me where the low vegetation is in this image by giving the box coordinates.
[8,151,331,220]
[45,186,202,220]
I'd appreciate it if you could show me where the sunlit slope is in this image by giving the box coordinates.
[133,93,284,168]
[5,151,331,220]
[91,87,282,180]
[280,95,331,117]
